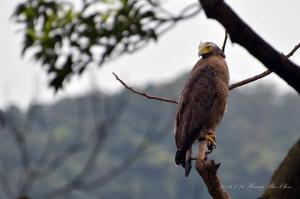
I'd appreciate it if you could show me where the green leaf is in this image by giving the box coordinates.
[13,3,26,16]
[14,0,168,91]
[21,29,36,56]
[24,7,36,19]
[49,55,73,91]
[66,9,74,22]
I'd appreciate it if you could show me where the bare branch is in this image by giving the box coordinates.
[34,135,53,168]
[79,139,148,191]
[286,43,300,58]
[114,40,300,104]
[37,141,84,178]
[157,4,201,36]
[76,112,173,191]
[199,0,300,93]
[229,42,300,91]
[34,97,127,198]
[221,31,228,52]
[2,114,31,196]
[195,141,231,199]
[162,3,201,22]
[9,126,29,177]
[229,69,272,90]
[112,72,178,104]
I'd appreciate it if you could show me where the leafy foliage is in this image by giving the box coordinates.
[13,0,200,91]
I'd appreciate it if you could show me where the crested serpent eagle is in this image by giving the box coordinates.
[174,42,229,176]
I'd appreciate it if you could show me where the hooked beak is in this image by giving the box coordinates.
[198,46,209,57]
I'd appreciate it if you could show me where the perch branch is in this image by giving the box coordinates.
[112,72,178,104]
[114,41,300,103]
[195,141,231,199]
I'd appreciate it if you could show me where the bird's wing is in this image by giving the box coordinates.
[204,78,228,131]
[175,65,218,151]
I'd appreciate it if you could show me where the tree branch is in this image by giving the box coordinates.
[229,42,300,90]
[78,113,173,191]
[195,141,231,199]
[285,43,300,58]
[199,0,300,93]
[229,70,272,90]
[114,41,300,103]
[112,72,178,104]
[3,115,30,196]
[221,31,228,52]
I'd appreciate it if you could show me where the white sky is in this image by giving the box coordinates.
[1,0,300,109]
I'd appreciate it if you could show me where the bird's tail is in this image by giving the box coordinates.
[175,149,185,167]
[175,148,192,177]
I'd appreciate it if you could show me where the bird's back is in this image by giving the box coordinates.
[174,55,229,166]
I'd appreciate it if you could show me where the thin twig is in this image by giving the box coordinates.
[221,31,228,52]
[112,72,178,104]
[156,3,201,36]
[229,42,300,90]
[3,116,30,196]
[229,69,272,90]
[38,142,84,178]
[76,112,173,191]
[286,43,300,58]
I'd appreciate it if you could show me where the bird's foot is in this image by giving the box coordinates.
[205,130,216,154]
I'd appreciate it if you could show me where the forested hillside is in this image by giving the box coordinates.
[1,74,299,199]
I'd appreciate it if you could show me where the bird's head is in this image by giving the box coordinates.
[198,42,225,58]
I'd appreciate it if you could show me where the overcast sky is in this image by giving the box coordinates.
[1,0,300,109]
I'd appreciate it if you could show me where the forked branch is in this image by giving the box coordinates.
[113,42,300,104]
[229,42,300,90]
[199,0,300,93]
[195,141,231,199]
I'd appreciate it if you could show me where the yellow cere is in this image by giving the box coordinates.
[201,46,210,54]
[198,42,211,56]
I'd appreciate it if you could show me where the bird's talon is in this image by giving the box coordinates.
[205,131,216,152]
[206,149,213,155]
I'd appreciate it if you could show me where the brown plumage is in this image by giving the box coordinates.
[174,42,229,176]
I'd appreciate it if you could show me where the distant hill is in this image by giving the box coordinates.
[1,73,300,199]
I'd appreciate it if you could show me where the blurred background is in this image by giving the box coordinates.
[0,0,300,199]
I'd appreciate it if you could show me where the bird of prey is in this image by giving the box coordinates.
[174,42,229,176]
